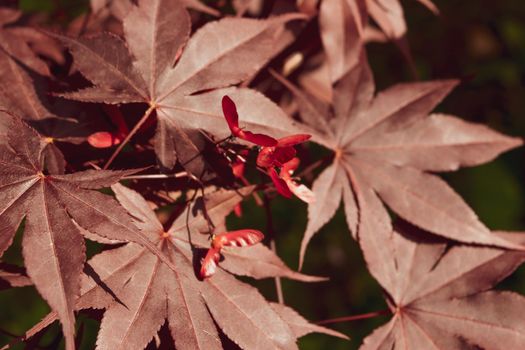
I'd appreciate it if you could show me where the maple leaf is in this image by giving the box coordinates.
[8,184,332,350]
[0,263,31,290]
[366,0,438,40]
[317,0,438,85]
[90,0,220,18]
[0,117,181,350]
[54,0,308,175]
[319,0,367,83]
[360,223,525,349]
[270,303,348,341]
[0,50,88,174]
[0,7,62,76]
[273,56,523,268]
[319,0,437,51]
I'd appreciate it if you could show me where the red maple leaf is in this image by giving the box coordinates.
[360,223,525,349]
[7,184,339,349]
[273,56,523,268]
[0,117,180,350]
[54,0,307,176]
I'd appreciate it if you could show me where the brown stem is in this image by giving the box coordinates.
[316,310,390,325]
[103,104,156,170]
[270,240,284,304]
[0,311,57,350]
[239,176,263,206]
[214,135,234,146]
[297,153,334,179]
[122,171,188,180]
[77,10,92,38]
[263,195,284,304]
[0,327,19,339]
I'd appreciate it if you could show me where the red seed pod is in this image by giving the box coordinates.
[256,134,310,168]
[212,229,265,249]
[239,130,278,147]
[279,158,316,203]
[200,248,221,279]
[87,131,124,148]
[286,181,316,203]
[233,203,243,218]
[221,95,277,147]
[88,106,129,148]
[276,134,311,147]
[222,95,241,136]
[280,157,300,176]
[268,167,293,199]
[232,161,245,179]
[104,105,129,135]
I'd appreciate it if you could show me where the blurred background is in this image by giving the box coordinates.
[1,0,524,349]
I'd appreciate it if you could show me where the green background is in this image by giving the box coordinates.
[1,0,525,349]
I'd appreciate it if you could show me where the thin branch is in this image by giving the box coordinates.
[0,312,57,350]
[184,188,200,245]
[239,175,263,206]
[214,135,234,146]
[103,104,156,170]
[77,10,92,38]
[263,195,284,304]
[122,172,188,180]
[297,153,334,179]
[0,327,19,339]
[270,240,284,304]
[316,309,390,325]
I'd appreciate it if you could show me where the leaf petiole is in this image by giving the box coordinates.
[315,310,390,325]
[103,104,156,169]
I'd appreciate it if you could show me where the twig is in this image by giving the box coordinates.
[297,153,334,179]
[0,312,57,350]
[122,172,188,180]
[0,327,19,339]
[77,10,92,38]
[239,175,263,206]
[184,186,202,244]
[103,104,156,170]
[263,195,284,304]
[270,240,284,304]
[214,135,234,146]
[316,310,390,325]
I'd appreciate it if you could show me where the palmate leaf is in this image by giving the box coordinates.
[90,0,220,18]
[274,54,523,268]
[0,7,62,76]
[0,263,31,290]
[317,0,437,90]
[0,117,180,350]
[0,51,51,123]
[319,0,367,83]
[55,0,309,175]
[11,184,340,350]
[0,49,89,174]
[365,0,438,40]
[320,0,437,45]
[360,224,525,349]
